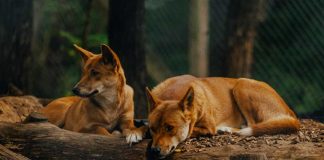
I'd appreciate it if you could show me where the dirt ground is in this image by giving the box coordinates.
[171,119,324,159]
[0,96,43,123]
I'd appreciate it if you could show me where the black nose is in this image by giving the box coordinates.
[150,147,161,155]
[72,87,80,95]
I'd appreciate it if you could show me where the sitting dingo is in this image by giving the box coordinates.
[40,44,146,144]
[146,75,300,158]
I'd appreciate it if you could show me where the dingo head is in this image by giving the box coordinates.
[72,44,125,98]
[146,87,195,159]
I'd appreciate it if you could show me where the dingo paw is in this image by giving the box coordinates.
[217,126,233,134]
[125,128,144,145]
[237,127,253,136]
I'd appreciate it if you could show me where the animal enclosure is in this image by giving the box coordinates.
[0,0,323,159]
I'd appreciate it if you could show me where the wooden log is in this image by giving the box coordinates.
[0,121,272,160]
[0,144,30,160]
[230,153,268,160]
[0,121,150,160]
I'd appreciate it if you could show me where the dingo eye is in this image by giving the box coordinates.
[165,125,174,132]
[90,69,99,76]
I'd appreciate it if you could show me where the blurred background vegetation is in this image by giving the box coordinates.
[0,0,323,120]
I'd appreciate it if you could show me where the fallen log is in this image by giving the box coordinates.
[0,121,272,160]
[0,144,29,160]
[0,121,150,160]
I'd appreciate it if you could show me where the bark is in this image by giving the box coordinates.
[188,0,209,77]
[0,144,29,160]
[0,0,33,94]
[224,0,266,78]
[0,122,149,160]
[108,0,148,119]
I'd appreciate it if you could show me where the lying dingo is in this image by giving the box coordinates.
[40,44,146,144]
[146,75,299,158]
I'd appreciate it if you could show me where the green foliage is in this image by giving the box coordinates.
[30,0,108,98]
[88,34,108,47]
[59,31,81,45]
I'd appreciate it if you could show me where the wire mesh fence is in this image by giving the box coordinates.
[145,0,324,119]
[24,0,324,120]
[253,0,324,118]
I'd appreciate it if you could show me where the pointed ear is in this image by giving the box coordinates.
[179,87,195,112]
[73,44,94,62]
[101,44,121,68]
[146,87,160,112]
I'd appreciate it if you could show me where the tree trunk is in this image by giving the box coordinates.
[224,0,266,78]
[0,0,33,94]
[81,0,93,48]
[188,0,209,77]
[108,0,148,119]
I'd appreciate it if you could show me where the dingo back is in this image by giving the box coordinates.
[146,75,299,158]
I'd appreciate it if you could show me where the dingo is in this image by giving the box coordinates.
[40,44,146,144]
[146,75,299,158]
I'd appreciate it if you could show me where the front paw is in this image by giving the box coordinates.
[125,127,144,144]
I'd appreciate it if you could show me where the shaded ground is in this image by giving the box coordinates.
[172,119,324,159]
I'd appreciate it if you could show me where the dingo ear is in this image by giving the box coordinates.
[73,44,94,63]
[146,87,160,112]
[179,87,194,112]
[101,44,121,68]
